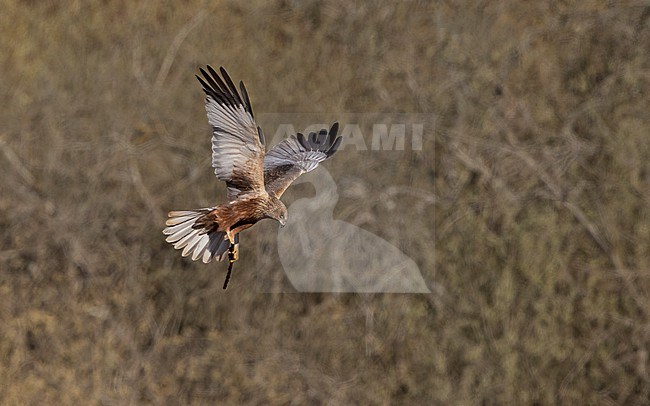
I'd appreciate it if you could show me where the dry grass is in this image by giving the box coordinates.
[1,0,649,404]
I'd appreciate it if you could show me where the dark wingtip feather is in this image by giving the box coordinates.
[196,74,209,92]
[207,65,219,80]
[326,136,343,157]
[239,80,254,118]
[317,128,328,144]
[295,124,342,153]
[205,66,224,92]
[200,66,222,94]
[297,132,306,146]
[198,65,255,114]
[219,66,243,105]
[329,122,339,138]
[309,131,318,145]
[326,122,340,148]
[200,66,209,77]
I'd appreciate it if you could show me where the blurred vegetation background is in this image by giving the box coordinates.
[1,0,649,404]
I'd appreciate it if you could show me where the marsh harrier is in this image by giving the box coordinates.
[163,66,342,288]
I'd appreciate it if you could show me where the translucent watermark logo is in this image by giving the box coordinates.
[269,123,424,151]
[276,167,430,293]
[262,113,431,152]
[255,113,433,293]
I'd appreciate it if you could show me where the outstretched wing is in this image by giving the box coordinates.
[263,123,342,198]
[196,66,266,201]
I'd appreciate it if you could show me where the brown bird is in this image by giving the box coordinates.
[163,66,342,289]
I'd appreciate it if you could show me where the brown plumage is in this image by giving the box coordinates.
[163,65,342,288]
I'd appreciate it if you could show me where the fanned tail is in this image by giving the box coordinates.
[163,209,231,263]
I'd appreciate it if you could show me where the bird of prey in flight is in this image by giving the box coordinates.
[163,66,342,289]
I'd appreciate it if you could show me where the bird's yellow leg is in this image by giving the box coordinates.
[223,232,239,290]
[231,239,239,261]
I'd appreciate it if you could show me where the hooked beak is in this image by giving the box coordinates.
[279,218,286,228]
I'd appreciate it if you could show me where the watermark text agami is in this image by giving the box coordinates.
[270,123,425,151]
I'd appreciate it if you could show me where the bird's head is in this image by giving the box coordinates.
[269,198,288,227]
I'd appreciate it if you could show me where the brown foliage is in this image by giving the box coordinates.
[1,0,649,404]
